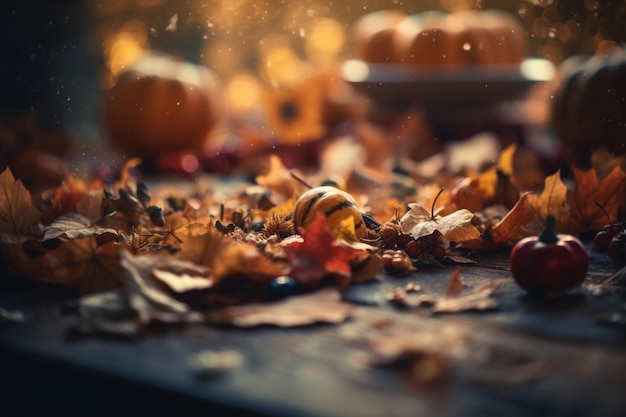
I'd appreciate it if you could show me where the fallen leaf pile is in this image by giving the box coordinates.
[0,135,625,333]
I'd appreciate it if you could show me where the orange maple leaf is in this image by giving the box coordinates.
[448,144,519,213]
[490,170,574,244]
[567,165,626,232]
[281,213,366,290]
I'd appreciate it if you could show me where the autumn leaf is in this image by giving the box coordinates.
[567,165,626,232]
[209,242,288,284]
[490,193,545,245]
[206,287,354,327]
[445,266,467,296]
[448,144,519,213]
[73,290,140,337]
[255,154,297,201]
[490,170,574,244]
[178,226,286,285]
[449,176,486,213]
[399,203,481,243]
[433,268,499,313]
[39,175,90,224]
[41,213,118,241]
[175,225,288,305]
[281,213,367,290]
[176,226,232,266]
[8,237,122,294]
[73,250,210,335]
[0,167,41,242]
[525,170,572,233]
[119,249,205,324]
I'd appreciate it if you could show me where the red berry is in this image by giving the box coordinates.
[423,230,443,246]
[404,239,424,258]
[395,234,413,249]
[593,230,611,252]
[607,231,626,268]
[430,244,446,260]
[594,222,625,252]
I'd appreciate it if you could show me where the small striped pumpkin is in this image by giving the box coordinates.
[293,186,367,239]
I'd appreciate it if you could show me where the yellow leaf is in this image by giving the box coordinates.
[491,170,575,245]
[490,193,544,244]
[525,170,573,234]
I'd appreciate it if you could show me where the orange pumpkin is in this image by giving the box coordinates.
[393,9,528,66]
[551,47,626,164]
[351,10,406,64]
[102,52,222,157]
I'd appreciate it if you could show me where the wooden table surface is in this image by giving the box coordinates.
[0,246,624,417]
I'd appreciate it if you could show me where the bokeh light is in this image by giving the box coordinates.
[224,73,262,115]
[101,19,149,85]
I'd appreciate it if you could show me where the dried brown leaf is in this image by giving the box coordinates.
[8,237,122,293]
[0,168,41,241]
[42,213,118,241]
[119,250,205,324]
[446,266,467,296]
[206,287,353,327]
[433,283,499,313]
[400,203,481,242]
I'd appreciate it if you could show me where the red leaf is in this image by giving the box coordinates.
[281,213,366,290]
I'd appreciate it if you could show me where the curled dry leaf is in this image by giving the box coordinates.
[206,287,354,327]
[41,213,118,241]
[433,284,499,314]
[418,266,501,314]
[400,203,481,243]
[73,289,139,337]
[120,249,206,324]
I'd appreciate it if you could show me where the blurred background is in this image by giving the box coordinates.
[1,0,625,182]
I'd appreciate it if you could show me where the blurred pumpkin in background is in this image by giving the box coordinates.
[350,10,406,63]
[393,9,528,66]
[551,46,626,167]
[102,51,223,157]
